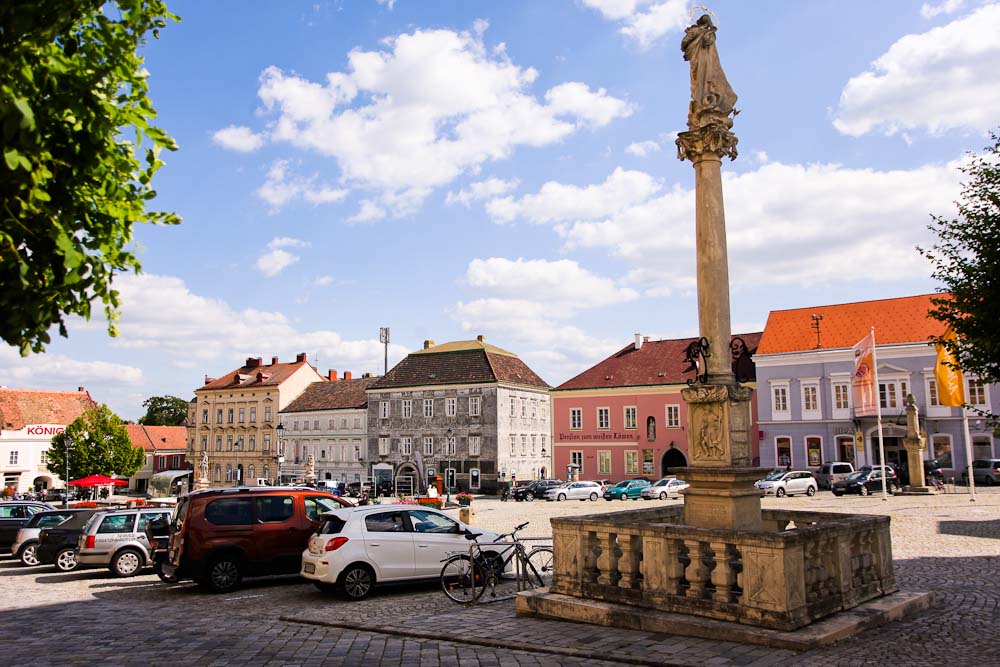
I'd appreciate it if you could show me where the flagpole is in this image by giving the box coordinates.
[961,406,976,502]
[870,327,889,501]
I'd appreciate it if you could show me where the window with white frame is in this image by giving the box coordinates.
[401,437,412,455]
[353,417,360,429]
[624,450,638,475]
[531,434,537,455]
[570,450,583,472]
[469,396,481,417]
[9,451,18,465]
[202,409,208,423]
[540,434,546,455]
[250,407,256,422]
[446,397,457,417]
[379,401,390,419]
[771,381,790,420]
[354,445,361,461]
[447,437,457,456]
[927,379,939,407]
[215,436,222,451]
[931,434,953,467]
[264,406,272,422]
[200,436,208,451]
[666,405,680,429]
[624,406,637,430]
[402,399,412,418]
[510,435,517,455]
[879,382,899,410]
[521,398,527,417]
[520,435,527,456]
[469,435,481,456]
[802,382,820,419]
[378,437,390,456]
[238,408,245,423]
[423,437,434,455]
[226,435,233,451]
[968,379,987,406]
[531,401,537,419]
[228,408,234,423]
[834,383,850,410]
[597,407,610,430]
[248,435,255,451]
[263,434,271,451]
[216,409,223,423]
[315,419,320,430]
[423,399,434,417]
[510,398,516,417]
[570,408,582,430]
[302,421,309,431]
[598,450,611,475]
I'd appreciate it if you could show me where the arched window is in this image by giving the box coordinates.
[214,464,222,482]
[263,464,270,482]
[646,416,656,442]
[248,465,256,481]
[225,464,233,482]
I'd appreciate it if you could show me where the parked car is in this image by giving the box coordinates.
[0,501,54,552]
[603,479,650,501]
[754,470,817,497]
[162,486,353,592]
[544,481,602,502]
[897,458,944,485]
[593,479,614,491]
[512,479,563,502]
[859,464,901,485]
[816,462,854,490]
[36,509,102,572]
[301,504,502,600]
[963,459,1000,486]
[75,507,173,577]
[832,469,898,496]
[640,477,689,500]
[11,508,90,566]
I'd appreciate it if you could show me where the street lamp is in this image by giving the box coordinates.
[275,422,286,486]
[63,432,71,509]
[446,427,453,503]
[541,444,547,480]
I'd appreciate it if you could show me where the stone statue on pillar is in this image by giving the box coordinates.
[304,453,317,485]
[677,14,738,162]
[195,450,210,490]
[902,394,931,493]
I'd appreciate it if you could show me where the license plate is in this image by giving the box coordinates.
[304,562,316,574]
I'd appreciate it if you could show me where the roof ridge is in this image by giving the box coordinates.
[767,293,940,314]
[482,349,501,384]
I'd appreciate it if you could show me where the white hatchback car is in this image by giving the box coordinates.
[640,477,689,500]
[301,505,501,600]
[544,481,602,502]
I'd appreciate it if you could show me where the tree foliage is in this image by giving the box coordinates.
[47,404,145,480]
[920,130,1000,390]
[138,394,189,425]
[0,1,180,355]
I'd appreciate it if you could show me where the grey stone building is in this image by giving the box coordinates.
[366,337,551,495]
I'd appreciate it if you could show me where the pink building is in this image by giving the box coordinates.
[551,333,761,482]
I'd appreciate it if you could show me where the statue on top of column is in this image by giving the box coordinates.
[677,14,739,162]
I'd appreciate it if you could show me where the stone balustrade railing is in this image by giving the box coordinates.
[549,506,895,631]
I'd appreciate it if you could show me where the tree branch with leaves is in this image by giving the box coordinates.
[48,404,145,481]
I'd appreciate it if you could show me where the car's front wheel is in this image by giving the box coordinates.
[18,541,39,567]
[775,487,786,498]
[525,492,534,502]
[111,549,143,577]
[833,490,844,497]
[203,554,243,593]
[557,493,566,502]
[859,485,870,496]
[55,547,78,572]
[339,564,375,601]
[659,492,667,500]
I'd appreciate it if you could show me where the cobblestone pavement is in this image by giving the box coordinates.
[2,488,998,666]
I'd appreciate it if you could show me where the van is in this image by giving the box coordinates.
[161,486,353,593]
[816,462,854,489]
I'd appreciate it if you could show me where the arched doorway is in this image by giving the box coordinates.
[395,463,418,496]
[661,447,687,476]
[32,475,53,492]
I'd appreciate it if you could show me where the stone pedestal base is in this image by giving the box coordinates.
[194,477,210,491]
[900,486,935,495]
[677,466,770,531]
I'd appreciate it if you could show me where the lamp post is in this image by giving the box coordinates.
[446,427,453,503]
[275,422,285,486]
[63,433,71,509]
[541,444,547,480]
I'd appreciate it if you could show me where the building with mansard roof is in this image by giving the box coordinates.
[366,336,550,495]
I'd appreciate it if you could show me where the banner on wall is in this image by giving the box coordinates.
[852,332,878,418]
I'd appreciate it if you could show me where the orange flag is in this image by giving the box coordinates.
[934,328,965,407]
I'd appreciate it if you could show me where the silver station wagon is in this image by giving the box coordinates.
[77,508,172,577]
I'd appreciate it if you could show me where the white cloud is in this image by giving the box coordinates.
[485,167,661,224]
[255,237,309,277]
[376,0,396,10]
[0,346,143,389]
[834,4,1000,137]
[582,0,688,49]
[248,26,631,212]
[212,125,266,152]
[920,0,965,19]
[446,177,520,206]
[101,273,408,371]
[256,160,349,211]
[348,200,387,223]
[465,258,638,311]
[625,139,661,157]
[313,275,334,286]
[550,160,963,294]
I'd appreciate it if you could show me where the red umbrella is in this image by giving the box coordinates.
[69,474,128,487]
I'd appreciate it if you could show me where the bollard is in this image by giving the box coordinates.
[459,506,475,525]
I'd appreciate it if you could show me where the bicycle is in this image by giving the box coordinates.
[440,521,554,603]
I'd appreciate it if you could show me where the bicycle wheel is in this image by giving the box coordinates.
[440,556,486,603]
[524,547,554,588]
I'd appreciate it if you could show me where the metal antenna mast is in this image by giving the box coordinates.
[379,327,390,375]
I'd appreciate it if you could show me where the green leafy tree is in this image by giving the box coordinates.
[48,404,145,481]
[920,130,1000,396]
[138,394,189,425]
[0,1,180,355]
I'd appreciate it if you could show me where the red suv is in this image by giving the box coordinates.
[162,487,352,592]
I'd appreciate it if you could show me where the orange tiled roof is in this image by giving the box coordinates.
[0,388,95,431]
[197,355,322,392]
[757,294,947,355]
[125,424,187,452]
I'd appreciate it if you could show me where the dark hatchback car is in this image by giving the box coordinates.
[832,470,899,496]
[512,479,564,502]
[36,509,102,572]
[0,502,54,552]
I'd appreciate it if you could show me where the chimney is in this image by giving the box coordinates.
[271,356,279,365]
[344,371,353,381]
[477,335,485,342]
[328,370,338,382]
[423,339,435,349]
[362,372,372,378]
[643,336,650,343]
[634,333,643,350]
[204,375,216,385]
[246,357,263,368]
[296,352,307,363]
[77,386,85,393]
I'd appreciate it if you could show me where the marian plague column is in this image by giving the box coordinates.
[676,14,766,531]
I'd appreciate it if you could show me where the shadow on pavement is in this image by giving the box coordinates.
[936,518,1000,540]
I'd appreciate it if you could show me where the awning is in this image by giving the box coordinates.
[149,470,193,497]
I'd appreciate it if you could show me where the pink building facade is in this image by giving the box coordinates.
[551,334,761,482]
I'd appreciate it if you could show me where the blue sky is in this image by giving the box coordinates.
[4,0,998,419]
